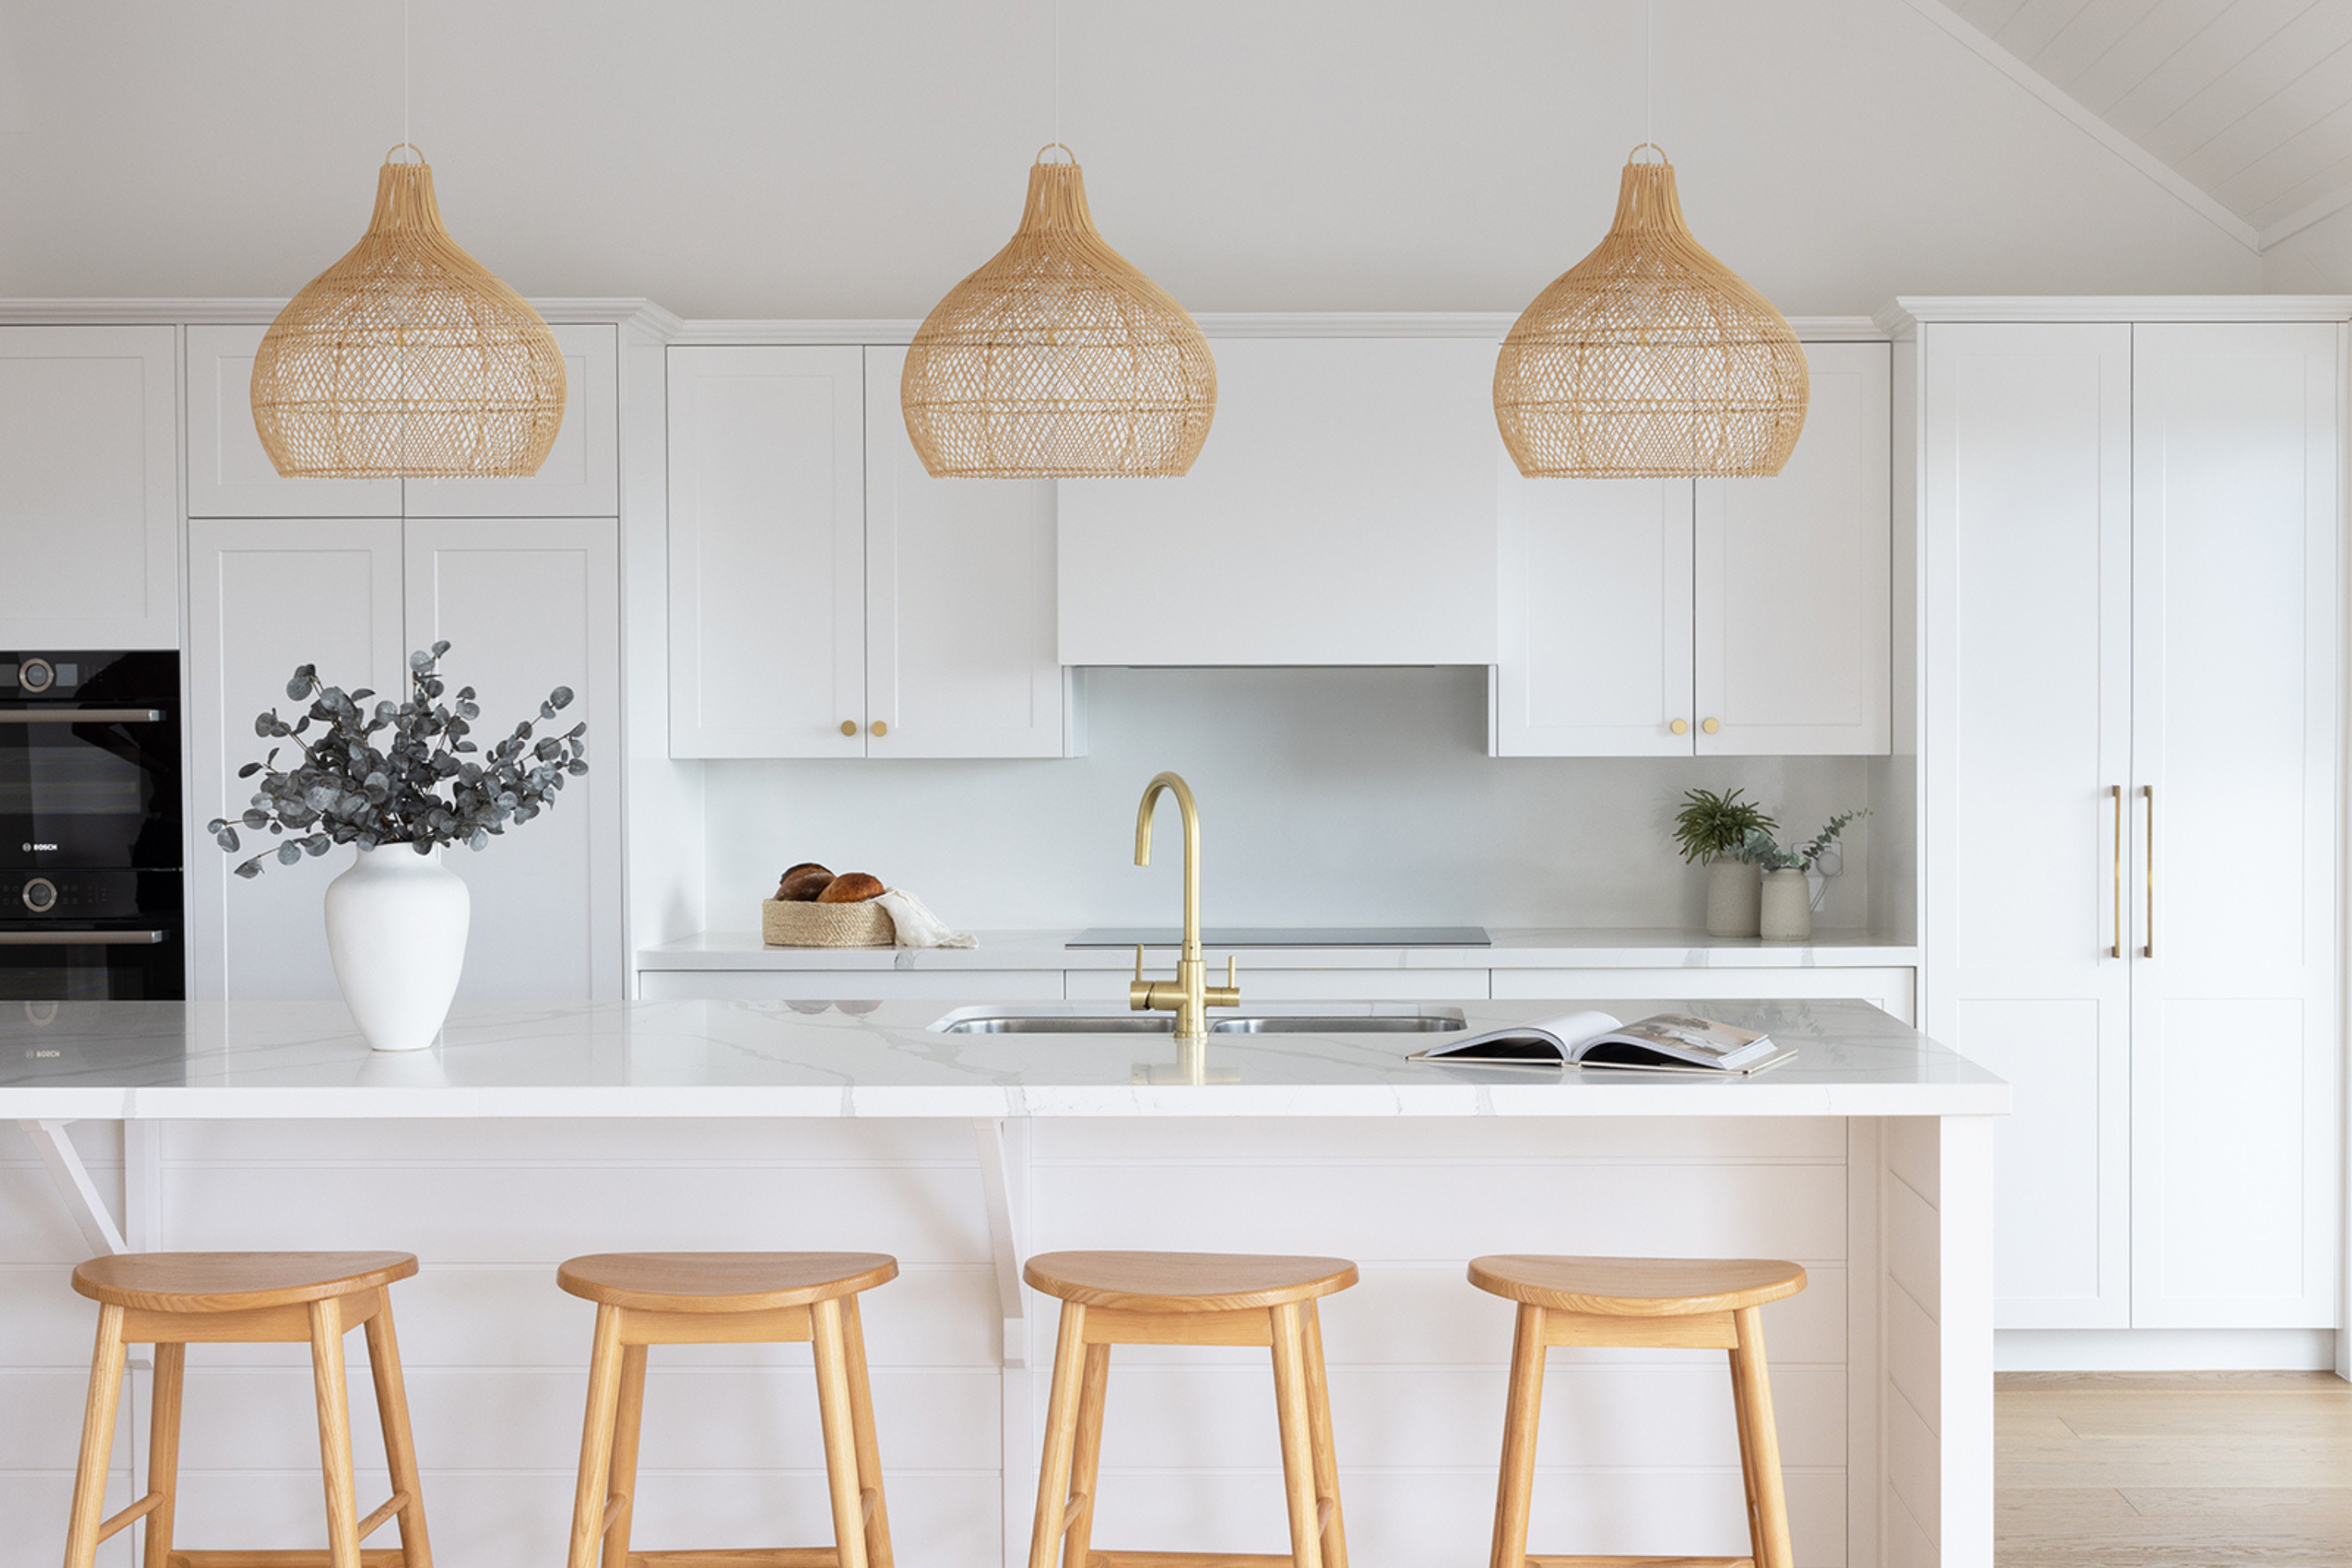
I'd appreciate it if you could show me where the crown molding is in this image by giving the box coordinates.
[668,311,1888,345]
[0,296,683,334]
[1878,296,2352,332]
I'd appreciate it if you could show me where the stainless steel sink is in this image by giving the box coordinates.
[934,1011,1465,1036]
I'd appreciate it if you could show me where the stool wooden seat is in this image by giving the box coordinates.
[558,1252,899,1568]
[1471,1256,1809,1568]
[61,1250,433,1568]
[1021,1250,1359,1568]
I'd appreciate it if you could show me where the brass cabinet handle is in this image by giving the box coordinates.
[1669,718,1689,735]
[2141,784,2154,959]
[2110,784,2123,960]
[839,720,857,737]
[870,720,888,737]
[1700,717,1720,735]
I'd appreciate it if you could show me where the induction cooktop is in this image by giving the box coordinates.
[1068,926,1491,948]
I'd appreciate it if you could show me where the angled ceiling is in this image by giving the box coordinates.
[1935,0,2352,246]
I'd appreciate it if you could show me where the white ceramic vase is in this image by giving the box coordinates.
[1704,859,1762,938]
[1759,868,1814,942]
[324,844,470,1052]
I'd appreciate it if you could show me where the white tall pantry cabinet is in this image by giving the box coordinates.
[1914,306,2343,1345]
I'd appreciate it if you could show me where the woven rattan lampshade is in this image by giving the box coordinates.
[902,148,1214,477]
[252,147,567,478]
[1494,147,1807,478]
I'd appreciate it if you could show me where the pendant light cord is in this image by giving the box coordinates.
[1052,0,1061,150]
[402,0,411,151]
[1643,0,1652,150]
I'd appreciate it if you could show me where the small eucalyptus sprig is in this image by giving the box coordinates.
[1747,808,1870,873]
[205,641,586,880]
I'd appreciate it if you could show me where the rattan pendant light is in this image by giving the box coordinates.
[251,145,567,478]
[1493,145,1808,478]
[900,146,1216,477]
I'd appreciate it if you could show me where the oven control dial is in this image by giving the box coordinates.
[16,658,53,693]
[20,877,58,914]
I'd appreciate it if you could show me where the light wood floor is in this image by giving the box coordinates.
[1998,1370,2352,1566]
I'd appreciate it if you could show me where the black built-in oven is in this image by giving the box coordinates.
[0,652,184,1000]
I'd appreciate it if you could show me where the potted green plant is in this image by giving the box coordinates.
[1744,809,1868,941]
[1671,788,1777,937]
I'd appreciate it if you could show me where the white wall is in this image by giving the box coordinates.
[0,0,2256,318]
[2263,205,2352,292]
[702,666,1889,935]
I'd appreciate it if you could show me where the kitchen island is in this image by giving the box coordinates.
[1,997,2003,1568]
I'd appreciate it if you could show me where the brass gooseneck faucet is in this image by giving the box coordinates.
[1130,770,1240,1040]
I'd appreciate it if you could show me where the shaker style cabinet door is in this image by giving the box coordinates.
[186,519,408,1000]
[1923,321,2134,1330]
[405,323,620,517]
[185,324,402,517]
[861,346,1063,759]
[1491,477,1693,756]
[667,345,866,757]
[2126,322,2339,1330]
[1694,340,1891,755]
[405,518,623,1000]
[0,326,180,648]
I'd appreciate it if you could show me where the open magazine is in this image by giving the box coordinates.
[1406,1009,1793,1074]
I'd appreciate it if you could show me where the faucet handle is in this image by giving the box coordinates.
[1134,944,1146,982]
[1225,954,1237,989]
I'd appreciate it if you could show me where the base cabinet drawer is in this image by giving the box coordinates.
[637,968,1065,1002]
[1491,966,1916,1026]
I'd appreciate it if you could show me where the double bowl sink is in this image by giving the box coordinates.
[934,1010,1465,1036]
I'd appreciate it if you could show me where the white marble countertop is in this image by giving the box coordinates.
[0,997,2005,1120]
[637,927,1925,971]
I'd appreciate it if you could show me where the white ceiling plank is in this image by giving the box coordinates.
[1966,0,2042,35]
[1899,0,2261,247]
[2032,0,2169,87]
[2257,163,2352,242]
[2179,38,2352,194]
[2003,0,2108,64]
[2147,2,2352,164]
[2106,0,2316,143]
[2068,0,2254,114]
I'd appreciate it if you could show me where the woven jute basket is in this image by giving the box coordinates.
[901,146,1216,478]
[1494,147,1808,480]
[761,898,895,949]
[252,146,568,480]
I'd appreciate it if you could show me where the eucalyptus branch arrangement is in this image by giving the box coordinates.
[1746,808,1869,873]
[205,641,586,880]
[1670,787,1777,866]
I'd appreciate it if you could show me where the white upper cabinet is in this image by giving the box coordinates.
[405,517,623,999]
[405,323,620,517]
[862,347,1063,758]
[186,324,401,517]
[1494,341,1891,757]
[1695,341,1891,755]
[1924,321,2135,1330]
[0,326,180,648]
[1057,336,1502,666]
[667,345,866,759]
[2127,321,2339,1330]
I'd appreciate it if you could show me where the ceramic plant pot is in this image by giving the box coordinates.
[323,844,470,1051]
[1705,859,1762,938]
[1759,867,1814,942]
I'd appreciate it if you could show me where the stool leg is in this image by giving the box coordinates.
[62,1302,128,1568]
[307,1297,365,1568]
[364,1293,435,1568]
[1026,1300,1091,1568]
[1269,1302,1323,1568]
[568,1305,627,1568]
[840,1294,895,1568]
[1299,1301,1348,1568]
[1730,1305,1795,1568]
[812,1297,873,1568]
[143,1340,186,1568]
[1487,1304,1546,1568]
[601,1344,647,1568]
[1060,1342,1110,1568]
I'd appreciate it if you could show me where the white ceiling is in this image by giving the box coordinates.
[1947,0,2352,241]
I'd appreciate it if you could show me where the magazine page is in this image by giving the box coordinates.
[1406,1010,1621,1065]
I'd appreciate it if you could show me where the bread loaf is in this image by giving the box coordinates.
[816,871,885,903]
[777,863,834,902]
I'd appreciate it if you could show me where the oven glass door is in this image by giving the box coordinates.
[0,707,180,868]
[0,924,184,1000]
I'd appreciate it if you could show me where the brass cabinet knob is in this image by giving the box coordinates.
[1670,718,1689,735]
[869,720,888,736]
[839,720,857,737]
[1700,717,1720,735]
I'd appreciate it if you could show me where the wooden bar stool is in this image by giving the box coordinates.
[1470,1255,1808,1568]
[557,1251,898,1568]
[61,1250,434,1568]
[1022,1250,1359,1568]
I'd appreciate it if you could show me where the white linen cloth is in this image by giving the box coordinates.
[876,887,977,949]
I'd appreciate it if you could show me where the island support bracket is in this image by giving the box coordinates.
[974,1116,1034,1568]
[22,1116,129,1254]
